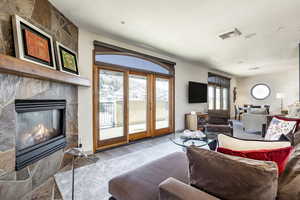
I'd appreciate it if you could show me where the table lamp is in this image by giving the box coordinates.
[276,93,285,113]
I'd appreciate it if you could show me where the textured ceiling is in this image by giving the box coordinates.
[50,0,300,77]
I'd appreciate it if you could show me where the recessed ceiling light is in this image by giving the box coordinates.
[120,21,125,24]
[249,67,260,71]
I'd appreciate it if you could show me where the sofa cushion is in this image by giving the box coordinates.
[187,147,278,200]
[265,117,297,140]
[217,134,293,174]
[277,143,300,200]
[218,134,291,151]
[109,152,189,200]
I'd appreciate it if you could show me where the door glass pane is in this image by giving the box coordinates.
[99,70,124,140]
[129,74,147,134]
[223,88,228,110]
[156,78,169,129]
[208,86,214,110]
[215,87,221,110]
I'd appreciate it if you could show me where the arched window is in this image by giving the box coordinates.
[95,53,172,75]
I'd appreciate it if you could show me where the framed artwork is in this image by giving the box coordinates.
[56,42,79,75]
[12,15,56,69]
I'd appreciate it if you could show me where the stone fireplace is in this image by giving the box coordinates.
[0,74,79,200]
[15,99,67,170]
[0,0,81,199]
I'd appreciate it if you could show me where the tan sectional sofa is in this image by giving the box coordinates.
[109,143,300,200]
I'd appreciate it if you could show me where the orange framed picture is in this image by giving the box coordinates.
[12,15,56,69]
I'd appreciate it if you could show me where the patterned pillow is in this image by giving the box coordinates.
[265,117,297,140]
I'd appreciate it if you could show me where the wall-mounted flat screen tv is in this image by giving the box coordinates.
[188,81,208,103]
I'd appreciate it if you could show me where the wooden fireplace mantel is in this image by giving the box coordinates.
[0,54,91,87]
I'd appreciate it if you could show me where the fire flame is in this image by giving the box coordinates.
[20,124,56,149]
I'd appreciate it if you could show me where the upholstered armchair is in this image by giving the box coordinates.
[205,119,233,138]
[242,111,267,133]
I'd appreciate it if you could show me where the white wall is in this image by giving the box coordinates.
[78,28,236,153]
[237,68,299,114]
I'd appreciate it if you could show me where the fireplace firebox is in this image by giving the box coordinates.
[15,99,67,170]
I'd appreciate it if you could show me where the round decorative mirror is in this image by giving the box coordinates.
[251,84,271,100]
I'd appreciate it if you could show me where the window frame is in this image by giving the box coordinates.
[93,48,175,152]
[208,73,230,112]
[208,84,230,111]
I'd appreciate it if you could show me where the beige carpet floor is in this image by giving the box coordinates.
[55,120,262,200]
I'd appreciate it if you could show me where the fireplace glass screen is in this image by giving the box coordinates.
[16,109,62,150]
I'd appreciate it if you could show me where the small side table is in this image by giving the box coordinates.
[185,112,208,131]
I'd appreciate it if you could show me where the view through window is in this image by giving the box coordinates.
[129,74,147,134]
[99,70,124,140]
[155,78,169,129]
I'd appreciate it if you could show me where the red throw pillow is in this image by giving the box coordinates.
[217,146,293,174]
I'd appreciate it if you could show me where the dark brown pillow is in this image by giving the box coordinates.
[187,147,278,200]
[278,143,300,200]
[285,130,300,146]
[280,130,300,146]
[294,130,300,146]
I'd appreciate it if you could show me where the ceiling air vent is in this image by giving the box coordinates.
[218,28,242,40]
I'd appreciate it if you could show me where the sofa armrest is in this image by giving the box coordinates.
[159,178,220,200]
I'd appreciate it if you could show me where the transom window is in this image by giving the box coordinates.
[95,54,171,75]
